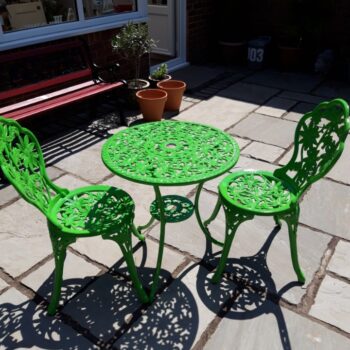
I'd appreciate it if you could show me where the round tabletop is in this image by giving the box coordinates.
[102,121,240,186]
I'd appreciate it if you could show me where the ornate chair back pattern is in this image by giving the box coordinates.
[0,117,66,215]
[274,99,350,198]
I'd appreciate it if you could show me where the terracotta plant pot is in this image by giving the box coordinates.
[136,89,167,122]
[157,80,186,111]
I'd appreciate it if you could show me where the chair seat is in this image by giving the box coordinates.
[48,185,135,235]
[219,170,297,214]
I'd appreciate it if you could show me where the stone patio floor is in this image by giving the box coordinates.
[0,65,350,349]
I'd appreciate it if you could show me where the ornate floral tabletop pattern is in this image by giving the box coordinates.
[102,121,239,186]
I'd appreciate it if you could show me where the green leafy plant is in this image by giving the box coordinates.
[150,63,168,80]
[111,22,156,87]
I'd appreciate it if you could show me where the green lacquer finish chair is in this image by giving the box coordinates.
[0,117,148,315]
[207,99,350,284]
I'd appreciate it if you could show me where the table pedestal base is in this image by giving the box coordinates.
[150,195,194,223]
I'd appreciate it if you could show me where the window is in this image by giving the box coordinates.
[0,1,147,49]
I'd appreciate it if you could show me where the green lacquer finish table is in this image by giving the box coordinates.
[102,121,240,300]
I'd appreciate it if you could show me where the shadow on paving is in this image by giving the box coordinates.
[197,227,300,350]
[0,280,98,349]
[0,244,199,349]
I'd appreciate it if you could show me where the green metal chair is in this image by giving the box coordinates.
[0,117,148,315]
[206,99,350,284]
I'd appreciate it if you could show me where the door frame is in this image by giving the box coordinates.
[148,0,188,72]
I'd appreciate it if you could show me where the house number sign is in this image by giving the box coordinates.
[248,47,264,63]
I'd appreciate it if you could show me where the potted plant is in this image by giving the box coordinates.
[277,24,304,70]
[111,22,156,102]
[148,63,171,88]
[216,1,248,65]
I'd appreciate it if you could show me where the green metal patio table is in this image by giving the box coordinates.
[101,120,240,300]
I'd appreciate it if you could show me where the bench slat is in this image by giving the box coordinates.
[4,81,125,121]
[0,69,92,101]
[0,81,95,114]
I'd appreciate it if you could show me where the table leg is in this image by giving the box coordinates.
[137,217,156,233]
[131,223,146,241]
[194,182,224,247]
[149,185,166,301]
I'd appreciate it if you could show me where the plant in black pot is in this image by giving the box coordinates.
[111,22,156,103]
[148,63,171,88]
[217,0,248,65]
[278,23,304,70]
[277,0,329,71]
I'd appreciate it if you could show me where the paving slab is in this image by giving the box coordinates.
[278,148,293,166]
[55,140,110,184]
[115,264,237,349]
[217,82,279,104]
[21,252,101,305]
[148,189,327,304]
[234,136,251,150]
[203,156,278,194]
[299,179,350,240]
[309,275,350,333]
[204,299,350,350]
[0,277,9,291]
[171,65,226,91]
[0,199,51,277]
[54,173,90,190]
[63,273,142,341]
[326,138,350,185]
[235,156,279,173]
[255,97,297,117]
[313,80,350,101]
[327,240,350,280]
[241,141,285,163]
[284,102,316,122]
[229,113,296,148]
[0,185,19,207]
[72,235,186,285]
[278,91,325,104]
[244,70,323,93]
[222,215,330,305]
[0,288,97,349]
[174,96,257,130]
[46,166,65,181]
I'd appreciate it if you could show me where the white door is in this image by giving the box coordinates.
[148,0,175,57]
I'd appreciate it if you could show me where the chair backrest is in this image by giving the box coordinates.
[274,99,350,198]
[0,117,66,215]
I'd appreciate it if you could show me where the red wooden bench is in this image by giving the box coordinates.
[0,38,127,125]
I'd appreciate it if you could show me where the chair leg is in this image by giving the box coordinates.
[279,206,305,284]
[212,207,253,284]
[274,215,282,227]
[48,228,76,315]
[204,196,222,227]
[102,230,148,303]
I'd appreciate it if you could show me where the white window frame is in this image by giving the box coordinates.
[0,0,148,51]
[151,0,188,72]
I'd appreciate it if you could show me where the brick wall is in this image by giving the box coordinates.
[186,0,217,63]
